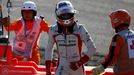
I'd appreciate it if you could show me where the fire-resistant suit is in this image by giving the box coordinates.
[45,22,96,75]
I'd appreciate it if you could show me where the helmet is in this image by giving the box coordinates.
[21,1,37,16]
[21,1,37,11]
[55,0,77,26]
[109,9,131,29]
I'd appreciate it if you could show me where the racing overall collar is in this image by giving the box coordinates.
[57,22,76,34]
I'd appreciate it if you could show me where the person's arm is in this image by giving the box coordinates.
[4,19,21,31]
[91,34,124,75]
[70,25,96,71]
[101,34,124,68]
[80,25,96,62]
[45,26,55,75]
[40,19,50,33]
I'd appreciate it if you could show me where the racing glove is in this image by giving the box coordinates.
[45,60,52,75]
[0,17,10,26]
[52,58,58,67]
[91,65,105,75]
[70,55,89,71]
[4,17,9,25]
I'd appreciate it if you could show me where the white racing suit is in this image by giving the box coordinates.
[45,23,96,75]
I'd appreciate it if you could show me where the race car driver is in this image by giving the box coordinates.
[45,0,96,75]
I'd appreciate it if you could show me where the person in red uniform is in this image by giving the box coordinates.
[3,1,49,64]
[91,9,134,75]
